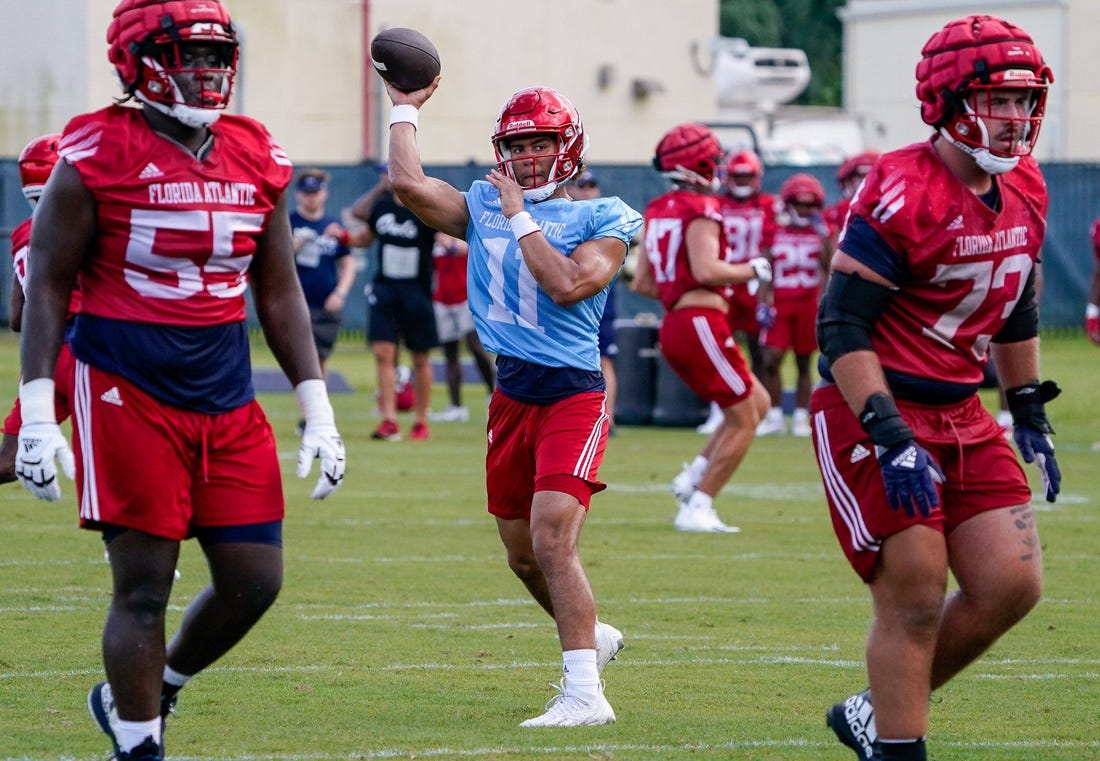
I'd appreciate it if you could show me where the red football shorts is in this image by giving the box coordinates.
[486,390,609,519]
[659,307,754,408]
[761,292,818,355]
[725,285,760,336]
[2,343,77,435]
[71,360,285,540]
[810,382,1033,582]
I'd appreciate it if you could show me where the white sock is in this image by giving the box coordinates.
[687,490,714,512]
[163,665,191,688]
[688,455,708,480]
[562,649,600,702]
[115,718,161,752]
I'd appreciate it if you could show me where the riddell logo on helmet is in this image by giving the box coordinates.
[1002,68,1037,81]
[507,119,537,130]
[189,22,228,35]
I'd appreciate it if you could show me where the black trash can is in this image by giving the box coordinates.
[612,318,660,426]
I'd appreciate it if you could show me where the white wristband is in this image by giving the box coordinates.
[389,104,419,129]
[509,211,540,240]
[1087,303,1099,319]
[19,377,55,424]
[295,379,335,427]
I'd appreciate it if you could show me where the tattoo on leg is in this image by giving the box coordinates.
[1010,504,1039,561]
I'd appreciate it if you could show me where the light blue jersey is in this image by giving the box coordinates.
[464,180,642,371]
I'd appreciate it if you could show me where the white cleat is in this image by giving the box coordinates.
[670,464,697,502]
[755,413,786,437]
[695,404,723,435]
[791,409,812,438]
[674,503,740,533]
[429,405,470,423]
[519,679,616,727]
[594,621,624,673]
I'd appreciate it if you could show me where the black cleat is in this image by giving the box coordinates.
[827,690,878,759]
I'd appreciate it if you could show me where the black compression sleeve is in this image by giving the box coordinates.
[817,271,896,362]
[992,268,1039,344]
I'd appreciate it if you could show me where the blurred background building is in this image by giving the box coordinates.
[0,0,1097,329]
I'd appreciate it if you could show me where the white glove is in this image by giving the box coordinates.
[15,379,75,501]
[749,256,773,283]
[295,379,346,499]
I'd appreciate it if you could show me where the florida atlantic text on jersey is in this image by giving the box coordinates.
[464,181,642,371]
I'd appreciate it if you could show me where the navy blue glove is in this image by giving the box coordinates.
[755,302,777,330]
[860,392,945,517]
[1007,381,1061,502]
[875,441,946,517]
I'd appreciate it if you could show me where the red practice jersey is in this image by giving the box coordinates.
[844,139,1048,385]
[717,192,777,264]
[432,240,468,306]
[60,105,292,327]
[823,197,852,239]
[10,218,30,292]
[11,218,83,317]
[770,223,825,301]
[643,189,726,310]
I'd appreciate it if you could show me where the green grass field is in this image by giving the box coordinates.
[0,331,1096,760]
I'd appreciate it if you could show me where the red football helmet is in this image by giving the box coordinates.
[780,173,825,227]
[724,149,763,199]
[915,15,1053,174]
[18,133,61,206]
[652,123,723,191]
[835,151,880,198]
[780,173,825,207]
[107,0,239,129]
[492,87,588,203]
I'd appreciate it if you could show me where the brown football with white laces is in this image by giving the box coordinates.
[370,27,440,93]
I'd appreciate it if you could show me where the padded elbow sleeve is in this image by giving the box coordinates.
[817,271,896,363]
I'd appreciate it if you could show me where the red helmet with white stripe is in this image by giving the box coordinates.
[18,133,61,207]
[492,87,588,203]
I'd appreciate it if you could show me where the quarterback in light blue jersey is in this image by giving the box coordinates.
[386,80,639,727]
[464,179,640,372]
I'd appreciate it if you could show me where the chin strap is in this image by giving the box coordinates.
[137,92,222,129]
[523,181,560,203]
[938,126,1020,175]
[663,167,720,193]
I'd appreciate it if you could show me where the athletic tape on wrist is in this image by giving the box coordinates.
[389,105,419,129]
[295,379,335,426]
[509,211,540,240]
[19,378,55,424]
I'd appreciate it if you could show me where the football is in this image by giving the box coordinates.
[370,27,441,93]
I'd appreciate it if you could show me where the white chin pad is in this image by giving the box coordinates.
[523,181,559,203]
